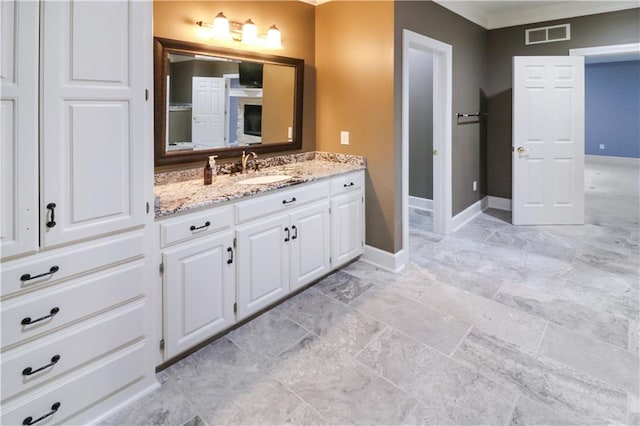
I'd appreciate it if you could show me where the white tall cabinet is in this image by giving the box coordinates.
[1,1,156,425]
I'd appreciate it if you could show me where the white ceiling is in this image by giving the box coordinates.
[431,1,639,29]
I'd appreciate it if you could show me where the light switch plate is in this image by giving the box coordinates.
[340,131,349,145]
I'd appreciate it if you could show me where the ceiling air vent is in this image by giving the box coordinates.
[525,24,570,45]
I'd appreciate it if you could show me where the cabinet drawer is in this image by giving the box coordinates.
[235,181,330,224]
[0,342,146,426]
[1,302,144,402]
[330,171,364,196]
[159,205,233,248]
[1,232,144,298]
[1,261,144,350]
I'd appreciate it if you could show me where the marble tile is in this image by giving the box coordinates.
[341,261,438,304]
[351,285,470,354]
[403,403,452,425]
[629,393,640,426]
[203,378,302,426]
[409,208,433,231]
[273,334,418,425]
[630,318,640,355]
[182,415,207,426]
[562,279,639,321]
[226,310,308,363]
[433,268,503,299]
[508,396,577,426]
[276,289,384,356]
[539,322,639,394]
[453,329,628,424]
[419,282,547,350]
[100,380,196,426]
[357,328,515,425]
[495,282,629,349]
[485,230,530,251]
[314,270,375,304]
[283,403,327,426]
[165,338,272,423]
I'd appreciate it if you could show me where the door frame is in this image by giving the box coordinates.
[401,30,453,255]
[569,42,640,60]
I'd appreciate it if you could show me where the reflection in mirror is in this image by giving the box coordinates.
[154,38,304,166]
[166,54,295,152]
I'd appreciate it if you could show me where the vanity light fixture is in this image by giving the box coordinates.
[196,13,282,49]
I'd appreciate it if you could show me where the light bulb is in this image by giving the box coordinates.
[212,12,230,39]
[266,24,282,49]
[242,19,258,44]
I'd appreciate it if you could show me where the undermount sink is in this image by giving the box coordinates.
[237,175,292,185]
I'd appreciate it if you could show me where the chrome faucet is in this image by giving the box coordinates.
[241,151,257,174]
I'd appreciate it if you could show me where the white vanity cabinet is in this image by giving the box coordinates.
[235,195,331,320]
[159,207,235,359]
[1,1,155,425]
[330,172,365,268]
[157,170,364,361]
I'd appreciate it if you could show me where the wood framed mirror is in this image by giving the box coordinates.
[154,37,304,166]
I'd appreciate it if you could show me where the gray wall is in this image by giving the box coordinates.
[395,1,488,216]
[409,48,434,200]
[485,8,640,198]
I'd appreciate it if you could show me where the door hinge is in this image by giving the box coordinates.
[233,302,237,314]
[146,202,150,214]
[233,237,237,248]
[145,89,149,101]
[329,207,331,214]
[159,339,165,351]
[159,263,164,274]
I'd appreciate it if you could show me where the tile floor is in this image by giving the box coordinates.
[104,160,639,425]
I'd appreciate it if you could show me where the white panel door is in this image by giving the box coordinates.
[236,214,289,320]
[0,1,39,260]
[41,1,146,248]
[290,201,331,291]
[512,56,585,225]
[163,232,235,359]
[192,77,225,149]
[331,191,364,268]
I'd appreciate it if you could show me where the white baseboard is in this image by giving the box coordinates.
[586,155,640,167]
[361,245,408,273]
[451,197,488,232]
[487,196,512,211]
[409,196,433,212]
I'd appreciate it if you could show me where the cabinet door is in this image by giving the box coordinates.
[236,214,289,320]
[41,1,146,248]
[331,191,364,268]
[163,232,235,359]
[290,201,331,291]
[1,0,39,260]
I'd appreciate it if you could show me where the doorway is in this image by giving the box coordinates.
[401,30,453,265]
[408,48,435,232]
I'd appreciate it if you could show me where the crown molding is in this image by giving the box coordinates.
[433,1,639,30]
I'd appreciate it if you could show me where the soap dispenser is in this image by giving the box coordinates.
[204,158,213,185]
[209,155,218,180]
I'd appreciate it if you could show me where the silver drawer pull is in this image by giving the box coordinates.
[21,307,60,326]
[22,355,61,376]
[23,402,61,425]
[190,221,211,231]
[20,266,60,282]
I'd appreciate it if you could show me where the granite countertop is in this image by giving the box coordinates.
[154,152,366,218]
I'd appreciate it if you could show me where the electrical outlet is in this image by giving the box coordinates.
[340,131,349,145]
[473,181,478,192]
[599,144,605,150]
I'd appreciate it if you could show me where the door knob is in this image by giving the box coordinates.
[516,146,529,153]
